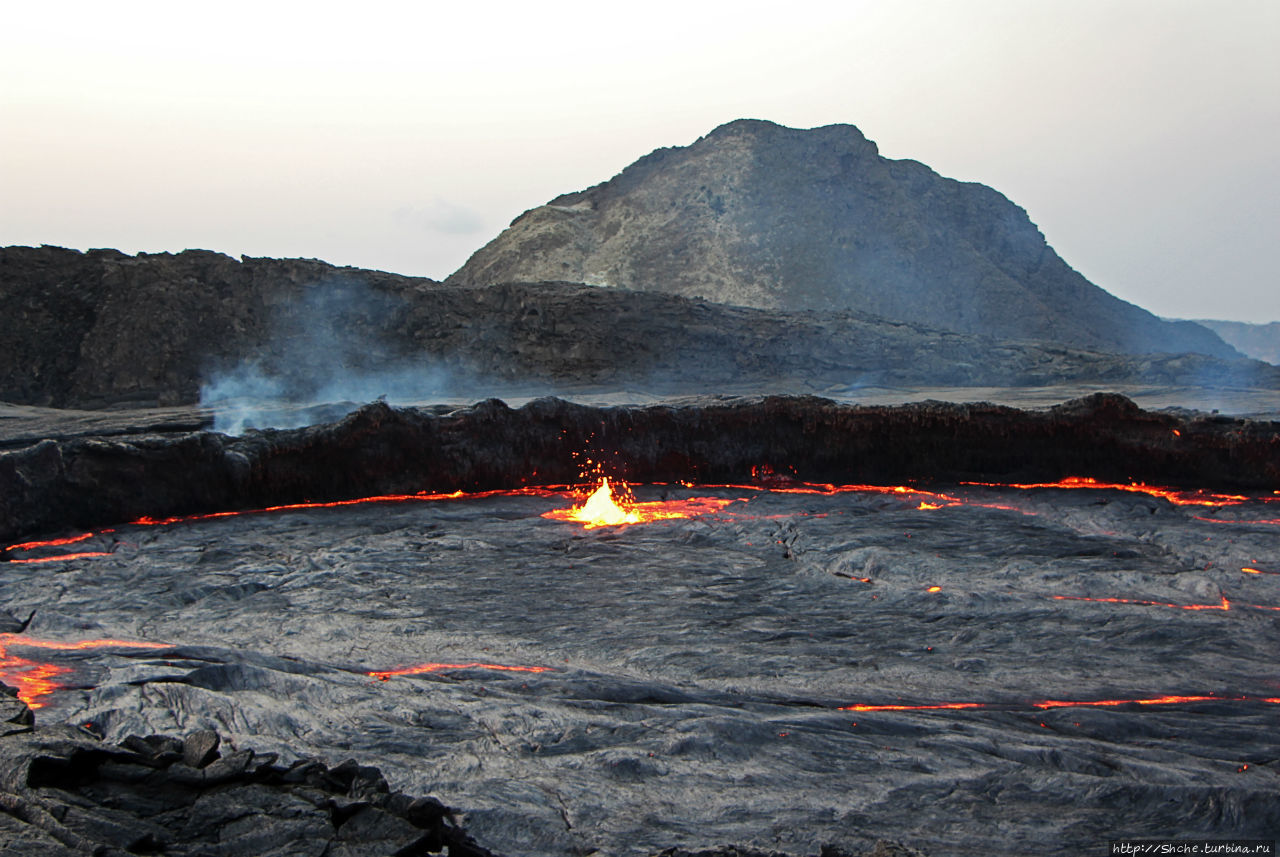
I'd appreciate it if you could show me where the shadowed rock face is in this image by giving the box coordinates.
[1,393,1276,545]
[449,119,1236,358]
[1,246,1275,409]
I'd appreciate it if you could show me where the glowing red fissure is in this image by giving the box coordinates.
[0,633,169,709]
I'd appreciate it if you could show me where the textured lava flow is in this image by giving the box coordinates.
[0,634,168,708]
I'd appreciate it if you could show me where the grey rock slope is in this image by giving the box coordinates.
[2,246,1275,409]
[1195,319,1280,364]
[449,119,1235,358]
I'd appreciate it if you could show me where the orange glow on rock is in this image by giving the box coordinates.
[839,694,1274,713]
[0,633,168,709]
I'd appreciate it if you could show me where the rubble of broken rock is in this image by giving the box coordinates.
[0,685,495,856]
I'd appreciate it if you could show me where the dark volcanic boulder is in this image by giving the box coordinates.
[449,119,1236,359]
[0,714,495,856]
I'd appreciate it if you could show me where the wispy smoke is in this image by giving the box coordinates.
[199,277,469,435]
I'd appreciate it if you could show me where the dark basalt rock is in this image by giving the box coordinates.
[0,393,1276,545]
[0,718,495,856]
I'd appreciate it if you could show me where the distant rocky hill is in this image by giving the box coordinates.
[1,246,1275,409]
[450,119,1235,359]
[1194,319,1280,364]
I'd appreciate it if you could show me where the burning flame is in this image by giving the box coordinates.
[541,477,740,529]
[567,478,640,527]
[0,633,168,709]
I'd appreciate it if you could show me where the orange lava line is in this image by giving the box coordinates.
[841,701,986,712]
[1053,594,1231,611]
[4,532,96,552]
[840,694,1272,713]
[368,662,555,681]
[0,634,169,708]
[1195,516,1280,527]
[7,552,114,565]
[1031,694,1244,709]
[963,476,1250,507]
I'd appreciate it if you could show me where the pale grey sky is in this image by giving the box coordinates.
[2,0,1276,321]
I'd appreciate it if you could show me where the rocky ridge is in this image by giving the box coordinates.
[2,393,1276,545]
[2,246,1275,410]
[1196,319,1280,364]
[449,119,1236,359]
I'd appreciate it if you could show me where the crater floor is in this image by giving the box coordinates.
[4,481,1280,855]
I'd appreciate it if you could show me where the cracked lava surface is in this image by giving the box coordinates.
[3,479,1279,855]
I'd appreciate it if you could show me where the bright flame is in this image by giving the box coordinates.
[542,477,740,529]
[572,478,640,527]
[0,633,169,709]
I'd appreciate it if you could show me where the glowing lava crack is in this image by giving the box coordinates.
[0,633,169,709]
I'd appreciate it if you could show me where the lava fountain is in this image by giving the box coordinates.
[540,476,741,529]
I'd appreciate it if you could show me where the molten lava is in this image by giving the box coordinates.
[840,693,1279,713]
[541,477,740,529]
[0,633,168,709]
[1053,594,1232,612]
[963,477,1252,507]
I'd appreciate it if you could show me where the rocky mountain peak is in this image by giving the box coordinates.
[449,121,1236,359]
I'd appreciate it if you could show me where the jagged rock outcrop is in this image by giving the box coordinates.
[2,393,1276,544]
[449,119,1236,359]
[1195,319,1280,364]
[1,247,1275,409]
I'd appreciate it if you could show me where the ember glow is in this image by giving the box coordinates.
[541,477,740,529]
[0,633,169,709]
[368,662,555,681]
